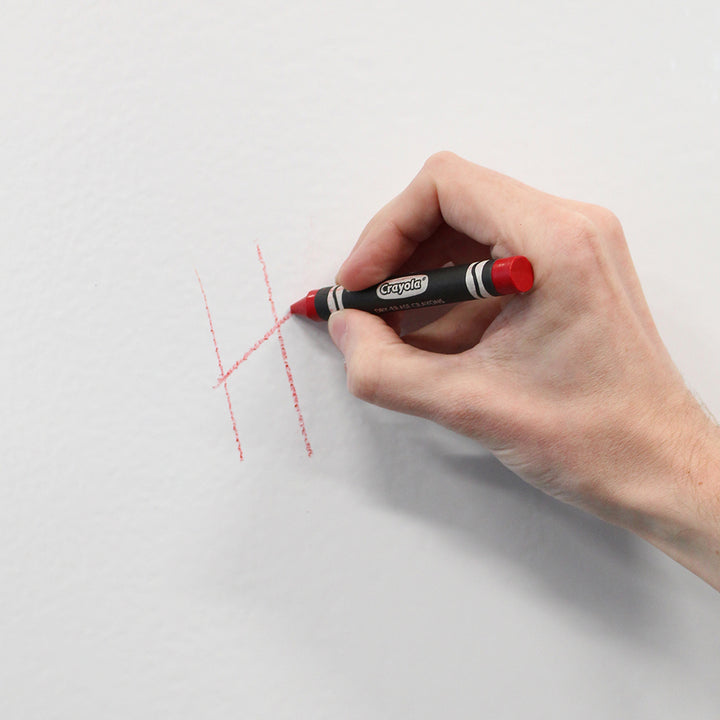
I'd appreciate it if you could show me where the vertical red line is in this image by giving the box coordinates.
[196,270,244,462]
[256,245,313,458]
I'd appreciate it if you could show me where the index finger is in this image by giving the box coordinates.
[336,151,544,291]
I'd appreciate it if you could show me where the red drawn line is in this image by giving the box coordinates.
[256,244,313,458]
[213,311,292,389]
[195,269,244,462]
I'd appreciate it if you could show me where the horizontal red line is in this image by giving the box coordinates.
[214,311,292,388]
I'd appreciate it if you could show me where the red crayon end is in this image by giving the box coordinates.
[491,256,534,295]
[290,289,320,320]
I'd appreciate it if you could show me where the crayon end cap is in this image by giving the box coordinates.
[491,256,534,295]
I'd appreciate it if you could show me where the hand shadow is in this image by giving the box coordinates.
[357,410,681,652]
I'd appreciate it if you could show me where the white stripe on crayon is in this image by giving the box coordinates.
[327,285,345,313]
[474,260,491,298]
[465,262,478,298]
[465,261,484,299]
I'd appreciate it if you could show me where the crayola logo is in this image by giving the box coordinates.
[376,274,428,300]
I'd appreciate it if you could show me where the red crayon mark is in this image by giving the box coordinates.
[214,311,291,389]
[256,244,313,458]
[195,269,244,461]
[197,246,313,460]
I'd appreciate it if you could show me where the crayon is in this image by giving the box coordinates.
[290,256,533,321]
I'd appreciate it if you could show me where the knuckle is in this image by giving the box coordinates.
[345,349,382,404]
[548,211,608,278]
[583,205,625,241]
[547,209,601,256]
[551,208,629,271]
[423,150,458,173]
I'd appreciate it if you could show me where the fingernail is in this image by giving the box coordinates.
[328,311,348,354]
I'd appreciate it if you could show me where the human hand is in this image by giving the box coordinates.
[328,152,720,589]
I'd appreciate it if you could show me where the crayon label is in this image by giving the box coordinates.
[376,274,428,300]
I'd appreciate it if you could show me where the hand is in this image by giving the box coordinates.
[328,151,720,589]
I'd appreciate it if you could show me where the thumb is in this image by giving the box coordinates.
[327,309,452,418]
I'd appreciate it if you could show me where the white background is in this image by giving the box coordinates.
[1,2,719,717]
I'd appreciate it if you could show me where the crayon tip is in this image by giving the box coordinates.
[290,297,307,316]
[290,289,321,321]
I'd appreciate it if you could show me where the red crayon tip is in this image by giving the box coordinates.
[491,255,534,295]
[290,298,306,315]
[290,289,320,320]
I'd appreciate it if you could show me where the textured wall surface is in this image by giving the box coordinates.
[1,2,719,717]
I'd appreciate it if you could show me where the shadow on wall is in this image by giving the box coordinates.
[356,409,675,651]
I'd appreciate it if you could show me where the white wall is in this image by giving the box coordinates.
[1,2,719,717]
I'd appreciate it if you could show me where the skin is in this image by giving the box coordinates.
[327,151,720,591]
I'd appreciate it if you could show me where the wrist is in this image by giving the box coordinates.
[621,394,720,589]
